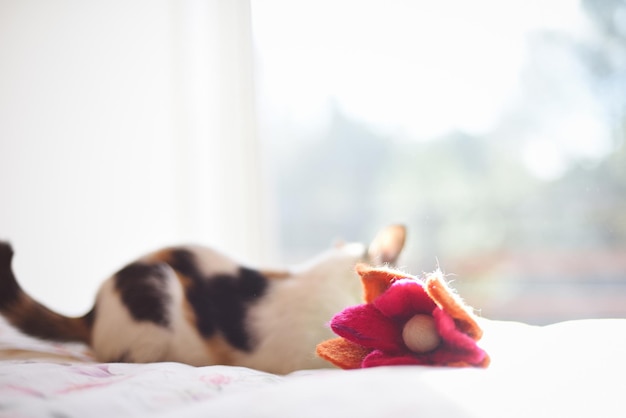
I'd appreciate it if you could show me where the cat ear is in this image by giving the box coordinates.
[333,238,346,248]
[367,224,406,266]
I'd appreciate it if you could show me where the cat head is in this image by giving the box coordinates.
[292,224,407,303]
[364,224,407,266]
[330,224,406,267]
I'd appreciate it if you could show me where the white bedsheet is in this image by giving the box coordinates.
[1,316,625,418]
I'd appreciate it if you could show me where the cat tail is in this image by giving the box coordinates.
[0,242,93,344]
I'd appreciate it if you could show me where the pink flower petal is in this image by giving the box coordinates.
[330,303,404,352]
[426,343,488,366]
[374,279,437,321]
[428,308,488,365]
[362,349,427,367]
[432,308,479,351]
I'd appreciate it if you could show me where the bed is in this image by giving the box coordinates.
[1,315,625,418]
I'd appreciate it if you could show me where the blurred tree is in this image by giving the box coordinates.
[267,1,626,325]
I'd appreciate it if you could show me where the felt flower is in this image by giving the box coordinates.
[316,265,490,369]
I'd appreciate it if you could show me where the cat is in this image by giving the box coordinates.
[0,225,406,374]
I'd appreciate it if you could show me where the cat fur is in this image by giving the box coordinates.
[0,225,406,374]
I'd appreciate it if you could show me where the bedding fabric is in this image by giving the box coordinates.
[0,316,625,418]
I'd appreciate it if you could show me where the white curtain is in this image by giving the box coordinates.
[0,0,270,315]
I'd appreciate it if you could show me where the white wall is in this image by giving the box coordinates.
[0,0,270,315]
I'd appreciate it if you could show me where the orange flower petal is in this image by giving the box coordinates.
[317,267,489,369]
[445,355,491,368]
[356,264,410,303]
[425,270,483,340]
[316,337,371,370]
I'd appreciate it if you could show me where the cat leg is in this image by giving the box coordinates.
[91,262,179,363]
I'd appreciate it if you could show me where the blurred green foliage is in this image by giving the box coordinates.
[266,0,626,324]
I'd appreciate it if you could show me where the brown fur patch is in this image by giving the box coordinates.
[204,334,237,365]
[143,248,176,264]
[259,269,292,280]
[6,296,91,343]
[180,294,235,365]
[175,269,195,292]
[142,248,195,292]
[147,249,195,290]
[150,247,266,356]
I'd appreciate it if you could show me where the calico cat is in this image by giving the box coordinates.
[0,225,406,374]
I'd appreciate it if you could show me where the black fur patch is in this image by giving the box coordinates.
[114,262,172,327]
[111,350,133,363]
[0,242,92,343]
[0,242,19,309]
[83,307,96,328]
[168,249,268,352]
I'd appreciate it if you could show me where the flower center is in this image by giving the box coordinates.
[402,314,441,353]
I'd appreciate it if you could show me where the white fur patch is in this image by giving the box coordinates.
[235,245,366,374]
[89,239,394,372]
[91,267,210,365]
[91,279,172,362]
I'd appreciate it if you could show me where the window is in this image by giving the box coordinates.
[252,0,626,324]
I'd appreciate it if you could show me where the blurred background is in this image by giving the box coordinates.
[1,0,625,324]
